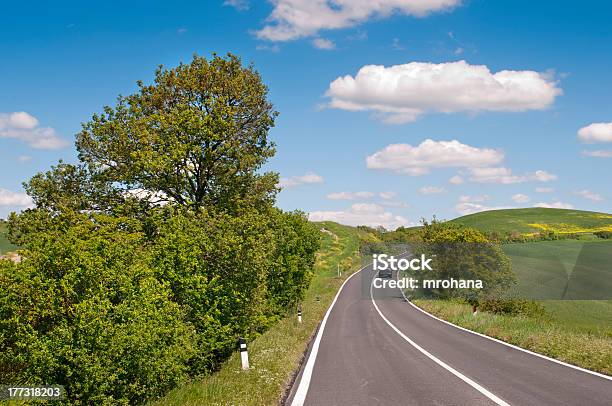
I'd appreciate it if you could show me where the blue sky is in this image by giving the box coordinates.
[1,0,611,227]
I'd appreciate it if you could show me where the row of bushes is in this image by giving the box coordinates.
[0,207,320,405]
[491,230,581,243]
[594,230,612,239]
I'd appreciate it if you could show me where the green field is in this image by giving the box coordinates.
[0,221,17,255]
[502,239,612,335]
[503,239,612,300]
[451,207,612,235]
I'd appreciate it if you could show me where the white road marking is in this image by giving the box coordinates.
[290,263,369,406]
[370,274,511,406]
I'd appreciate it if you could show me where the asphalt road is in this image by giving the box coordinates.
[286,262,612,406]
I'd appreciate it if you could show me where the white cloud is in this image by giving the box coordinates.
[0,188,33,207]
[125,188,170,206]
[512,193,530,203]
[454,195,510,215]
[577,122,612,143]
[380,200,409,208]
[326,191,374,200]
[255,0,460,42]
[366,139,504,176]
[468,167,557,184]
[326,60,562,123]
[449,175,464,185]
[535,187,554,193]
[312,37,335,50]
[17,155,32,163]
[278,172,324,188]
[0,112,68,150]
[224,0,249,11]
[379,191,397,199]
[459,195,490,203]
[582,150,612,158]
[532,170,557,182]
[309,203,411,229]
[576,190,604,202]
[419,186,445,195]
[535,201,574,209]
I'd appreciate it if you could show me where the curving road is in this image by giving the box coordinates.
[286,261,612,406]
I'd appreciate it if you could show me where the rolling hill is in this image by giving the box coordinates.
[450,208,612,235]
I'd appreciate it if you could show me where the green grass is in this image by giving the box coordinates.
[501,239,612,336]
[413,299,612,376]
[150,221,371,406]
[450,208,612,235]
[0,221,17,255]
[503,239,612,301]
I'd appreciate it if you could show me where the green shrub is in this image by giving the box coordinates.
[479,298,546,317]
[148,209,274,374]
[0,214,196,405]
[595,231,612,239]
[266,210,321,313]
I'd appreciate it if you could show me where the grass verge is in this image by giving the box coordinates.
[413,299,612,376]
[150,221,372,406]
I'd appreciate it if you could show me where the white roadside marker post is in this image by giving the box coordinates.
[298,304,302,323]
[337,264,341,277]
[239,337,249,370]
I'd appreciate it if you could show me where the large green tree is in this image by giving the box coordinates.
[75,53,278,212]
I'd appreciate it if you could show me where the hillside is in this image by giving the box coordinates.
[0,221,17,255]
[450,208,612,235]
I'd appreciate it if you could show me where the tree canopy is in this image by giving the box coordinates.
[75,53,279,212]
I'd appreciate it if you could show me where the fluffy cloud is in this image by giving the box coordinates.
[366,139,504,175]
[312,37,335,50]
[449,175,464,185]
[468,167,557,184]
[535,201,574,209]
[512,193,530,203]
[582,150,612,158]
[278,172,324,188]
[419,186,445,195]
[577,122,612,143]
[327,61,562,123]
[0,112,68,149]
[326,191,374,200]
[576,190,604,202]
[255,0,460,42]
[535,187,554,193]
[379,191,397,199]
[309,203,410,229]
[454,195,511,215]
[0,188,33,208]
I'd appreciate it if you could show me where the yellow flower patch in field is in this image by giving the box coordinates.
[526,223,612,234]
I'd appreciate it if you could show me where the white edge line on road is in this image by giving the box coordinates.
[371,274,511,406]
[396,269,612,382]
[290,262,369,406]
